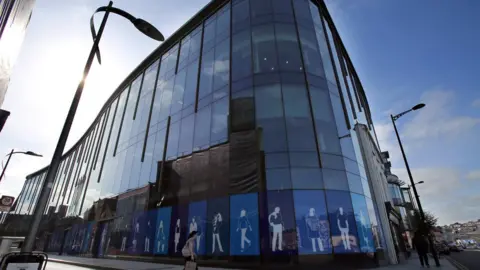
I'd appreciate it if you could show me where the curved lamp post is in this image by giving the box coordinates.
[391,103,441,267]
[22,1,164,253]
[0,150,42,183]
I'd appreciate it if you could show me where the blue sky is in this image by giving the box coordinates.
[0,0,478,225]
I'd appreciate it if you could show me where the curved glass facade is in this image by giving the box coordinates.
[14,0,384,267]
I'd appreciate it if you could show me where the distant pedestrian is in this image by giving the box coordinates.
[413,231,430,268]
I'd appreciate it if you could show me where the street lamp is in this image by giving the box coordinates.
[22,1,164,253]
[391,103,441,267]
[0,149,42,183]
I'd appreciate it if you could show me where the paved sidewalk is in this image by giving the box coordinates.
[375,253,457,270]
[48,253,458,270]
[48,255,241,270]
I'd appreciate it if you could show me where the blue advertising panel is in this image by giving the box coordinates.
[206,196,230,256]
[98,223,108,257]
[351,193,375,253]
[266,190,297,254]
[154,207,172,255]
[293,190,332,255]
[326,190,359,253]
[129,212,147,254]
[143,210,157,254]
[230,193,260,256]
[81,222,94,253]
[169,204,189,256]
[187,201,207,255]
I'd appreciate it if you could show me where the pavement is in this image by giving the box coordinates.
[447,249,480,270]
[46,252,459,270]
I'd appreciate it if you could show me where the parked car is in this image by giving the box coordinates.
[436,242,450,255]
[448,243,464,252]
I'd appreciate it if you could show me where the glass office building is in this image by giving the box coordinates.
[13,0,386,267]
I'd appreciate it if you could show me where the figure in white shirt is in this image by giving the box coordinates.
[337,207,351,250]
[269,207,284,252]
[121,224,128,252]
[132,221,140,252]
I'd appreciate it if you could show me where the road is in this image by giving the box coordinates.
[46,262,96,270]
[448,249,480,270]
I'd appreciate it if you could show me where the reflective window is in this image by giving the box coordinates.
[189,25,203,63]
[273,0,294,20]
[178,114,195,156]
[309,87,341,155]
[351,194,375,252]
[289,152,318,167]
[250,0,273,25]
[150,128,167,180]
[282,84,317,151]
[232,30,252,81]
[252,24,278,73]
[171,69,187,115]
[158,77,174,121]
[183,60,199,109]
[265,153,289,169]
[321,153,345,171]
[325,190,360,253]
[203,17,216,54]
[293,0,314,28]
[323,169,349,191]
[293,190,332,254]
[216,4,231,43]
[193,105,211,151]
[231,89,255,132]
[330,94,348,136]
[232,0,250,33]
[347,172,364,195]
[275,24,303,72]
[210,97,229,144]
[118,77,142,149]
[213,38,230,90]
[255,84,287,152]
[298,25,324,76]
[166,121,180,160]
[139,133,155,184]
[178,36,191,71]
[266,168,291,190]
[198,50,214,99]
[291,168,323,189]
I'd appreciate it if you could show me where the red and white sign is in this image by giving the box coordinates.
[0,195,15,212]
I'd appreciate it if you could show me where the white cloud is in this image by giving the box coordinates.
[466,170,480,181]
[402,90,480,139]
[391,167,479,225]
[472,99,480,108]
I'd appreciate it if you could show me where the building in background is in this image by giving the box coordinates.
[0,0,36,132]
[7,0,396,267]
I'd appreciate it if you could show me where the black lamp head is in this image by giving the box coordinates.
[417,181,425,185]
[133,18,165,41]
[412,103,426,111]
[25,151,42,157]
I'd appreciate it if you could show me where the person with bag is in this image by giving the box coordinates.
[182,231,198,270]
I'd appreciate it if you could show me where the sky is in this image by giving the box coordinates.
[0,0,478,225]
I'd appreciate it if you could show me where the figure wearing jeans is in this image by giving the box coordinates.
[305,208,324,252]
[269,207,284,252]
[237,209,252,252]
[337,207,351,250]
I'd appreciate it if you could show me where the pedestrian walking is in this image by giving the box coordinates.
[182,231,198,270]
[413,231,430,268]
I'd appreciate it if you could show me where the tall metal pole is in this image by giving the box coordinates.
[21,2,113,252]
[0,149,14,183]
[391,114,440,267]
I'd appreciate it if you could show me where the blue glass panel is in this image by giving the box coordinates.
[266,168,292,190]
[232,30,252,81]
[128,212,147,255]
[214,38,230,90]
[193,105,211,151]
[266,190,297,254]
[293,190,332,254]
[199,50,215,99]
[351,193,375,253]
[183,60,199,109]
[230,193,260,255]
[291,168,323,189]
[169,204,189,256]
[187,201,207,255]
[207,196,230,256]
[265,153,289,169]
[325,190,360,253]
[154,207,172,255]
[252,24,278,73]
[210,97,229,144]
[178,114,195,156]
